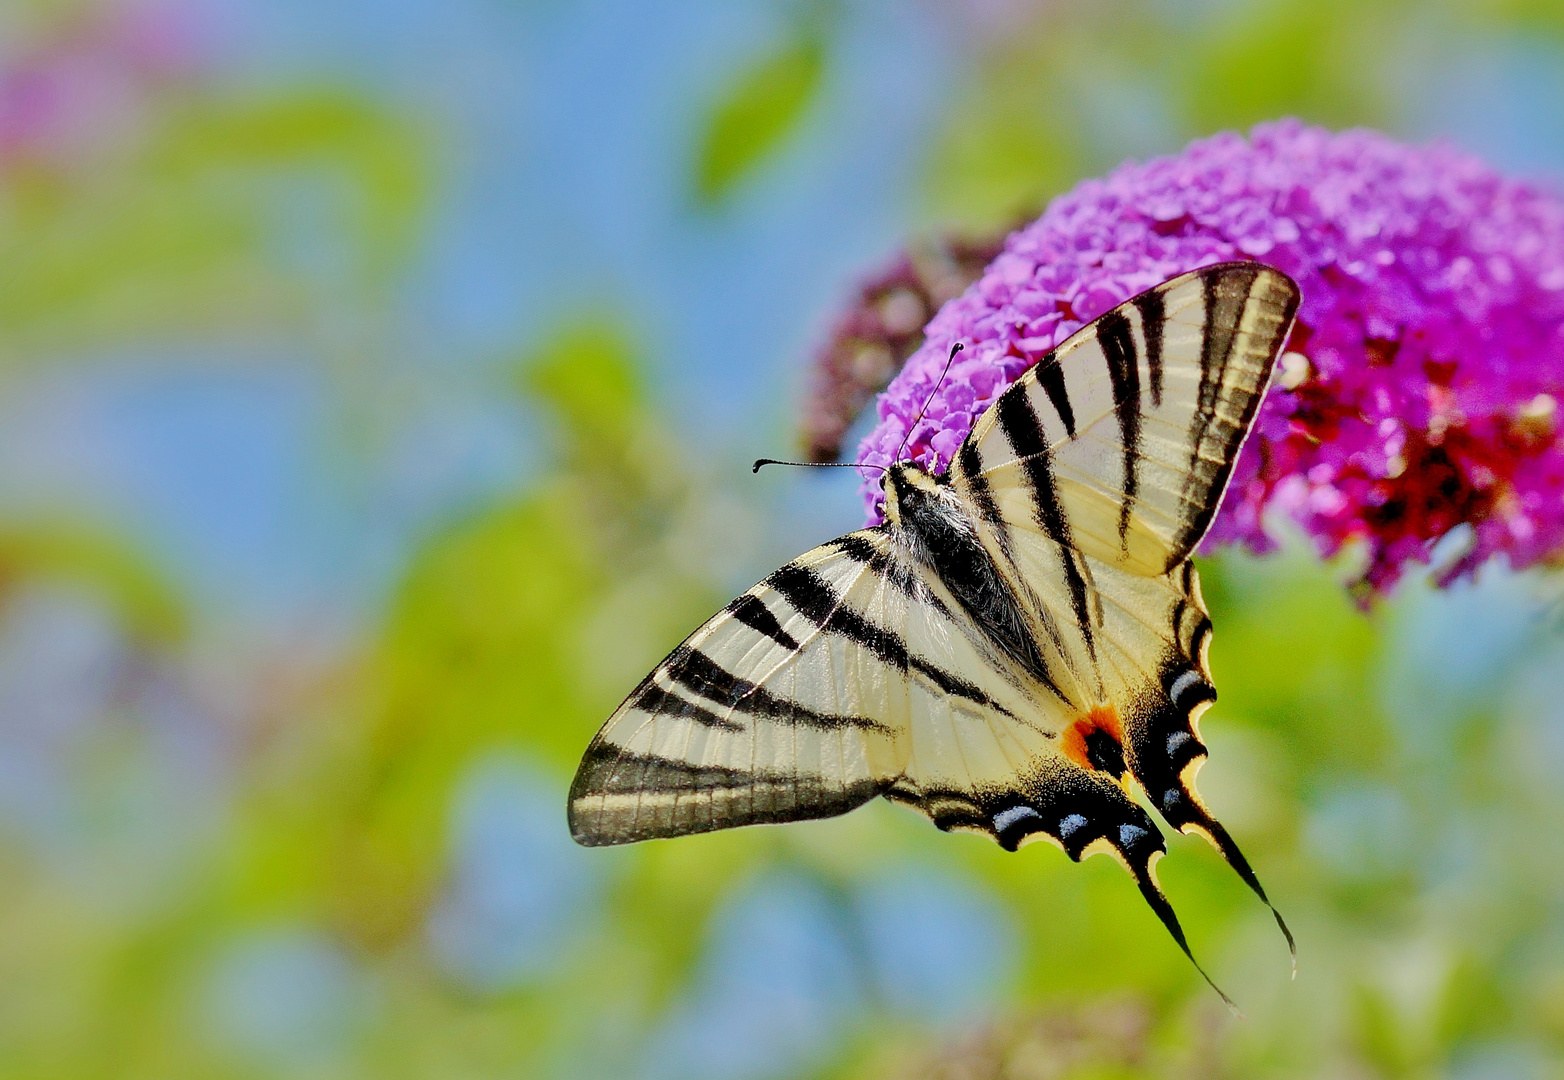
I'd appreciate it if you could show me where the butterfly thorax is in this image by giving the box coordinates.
[881,462,1059,694]
[878,462,933,529]
[880,463,983,577]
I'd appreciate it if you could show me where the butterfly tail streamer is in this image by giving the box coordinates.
[1129,713,1297,974]
[1132,751,1298,974]
[1038,764,1241,1012]
[1123,647,1298,975]
[1187,815,1297,977]
[1130,859,1243,1017]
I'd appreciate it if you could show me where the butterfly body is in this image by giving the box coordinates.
[568,263,1302,996]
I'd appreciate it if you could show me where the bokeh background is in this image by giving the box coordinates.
[6,1,1564,1077]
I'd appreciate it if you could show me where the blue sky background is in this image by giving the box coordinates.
[0,0,949,628]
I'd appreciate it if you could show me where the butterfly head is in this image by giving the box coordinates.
[880,461,945,528]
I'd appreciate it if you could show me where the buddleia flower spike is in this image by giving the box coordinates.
[852,120,1564,600]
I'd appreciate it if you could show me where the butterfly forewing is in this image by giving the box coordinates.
[962,263,1300,576]
[569,530,1046,846]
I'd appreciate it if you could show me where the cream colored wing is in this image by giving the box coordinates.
[940,265,1297,961]
[569,516,1235,997]
[963,262,1299,576]
[568,529,1046,847]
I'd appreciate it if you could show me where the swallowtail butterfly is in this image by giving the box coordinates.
[569,263,1301,1001]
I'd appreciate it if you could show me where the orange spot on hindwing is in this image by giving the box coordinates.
[1060,706,1128,778]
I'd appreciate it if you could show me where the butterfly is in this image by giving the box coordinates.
[568,262,1301,1002]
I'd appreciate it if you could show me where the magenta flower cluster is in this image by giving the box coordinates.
[856,120,1564,595]
[0,1,204,172]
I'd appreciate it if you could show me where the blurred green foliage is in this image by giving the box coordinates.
[692,20,828,206]
[335,321,719,946]
[1176,0,1397,134]
[919,47,1074,234]
[0,88,429,366]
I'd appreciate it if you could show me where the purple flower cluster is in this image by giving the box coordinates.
[1,1,205,173]
[801,229,1010,463]
[855,120,1564,596]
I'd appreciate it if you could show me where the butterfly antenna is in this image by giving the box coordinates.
[752,459,887,474]
[893,341,963,464]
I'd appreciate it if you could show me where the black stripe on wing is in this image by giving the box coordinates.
[726,592,799,651]
[957,442,1009,556]
[1172,263,1287,559]
[569,744,888,846]
[1133,287,1165,407]
[765,556,1017,717]
[659,645,891,732]
[1032,351,1076,438]
[1186,264,1256,485]
[628,681,745,732]
[994,389,1096,661]
[1096,308,1142,549]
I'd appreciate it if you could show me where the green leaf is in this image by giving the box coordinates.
[692,31,826,206]
[0,89,432,368]
[0,521,186,644]
[1179,0,1387,133]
